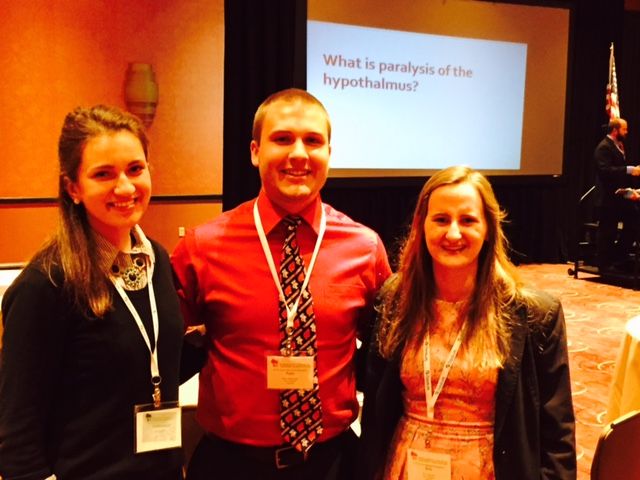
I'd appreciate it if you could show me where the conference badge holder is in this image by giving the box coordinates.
[266,354,315,390]
[134,399,182,453]
[407,448,451,480]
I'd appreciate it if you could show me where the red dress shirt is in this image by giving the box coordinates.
[171,191,391,446]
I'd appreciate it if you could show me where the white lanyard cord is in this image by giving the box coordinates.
[253,200,326,331]
[423,322,466,420]
[112,264,161,405]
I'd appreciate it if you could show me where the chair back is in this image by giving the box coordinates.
[591,409,640,479]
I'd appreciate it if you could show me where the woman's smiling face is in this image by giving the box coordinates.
[65,130,151,247]
[424,181,488,278]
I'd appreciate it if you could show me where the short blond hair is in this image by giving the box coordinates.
[252,88,331,143]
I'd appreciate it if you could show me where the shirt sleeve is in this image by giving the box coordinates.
[374,235,392,291]
[170,231,204,328]
[0,269,66,480]
[356,234,392,390]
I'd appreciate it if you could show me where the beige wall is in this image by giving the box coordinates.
[142,201,223,254]
[0,0,224,263]
[0,204,58,265]
[0,201,222,265]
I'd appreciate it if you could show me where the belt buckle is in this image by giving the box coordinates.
[275,445,308,469]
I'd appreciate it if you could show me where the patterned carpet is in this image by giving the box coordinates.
[517,263,640,480]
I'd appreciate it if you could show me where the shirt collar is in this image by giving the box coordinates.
[607,134,624,148]
[94,225,155,275]
[256,189,323,235]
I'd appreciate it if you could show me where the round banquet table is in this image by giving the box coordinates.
[607,316,640,422]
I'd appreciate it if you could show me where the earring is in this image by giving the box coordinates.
[73,198,80,205]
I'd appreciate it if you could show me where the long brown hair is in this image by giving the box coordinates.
[378,166,530,366]
[32,105,148,317]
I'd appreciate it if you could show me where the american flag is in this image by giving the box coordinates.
[606,42,620,120]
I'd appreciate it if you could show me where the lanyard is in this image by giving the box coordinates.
[423,322,466,420]
[112,263,161,407]
[253,200,326,332]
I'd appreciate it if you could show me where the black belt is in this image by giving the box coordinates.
[206,429,351,469]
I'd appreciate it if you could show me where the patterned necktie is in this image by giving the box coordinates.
[278,215,323,451]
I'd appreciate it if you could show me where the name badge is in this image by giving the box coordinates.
[407,448,451,480]
[134,403,182,453]
[266,355,314,390]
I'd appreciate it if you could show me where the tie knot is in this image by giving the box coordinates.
[283,215,302,232]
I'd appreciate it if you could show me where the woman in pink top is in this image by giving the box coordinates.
[359,166,576,479]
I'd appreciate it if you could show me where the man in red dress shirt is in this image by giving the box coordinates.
[172,88,391,479]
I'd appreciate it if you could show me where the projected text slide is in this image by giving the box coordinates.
[307,20,527,173]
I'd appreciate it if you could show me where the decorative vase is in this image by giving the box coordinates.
[124,63,159,127]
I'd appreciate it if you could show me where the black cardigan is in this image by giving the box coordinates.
[0,240,183,480]
[358,289,576,480]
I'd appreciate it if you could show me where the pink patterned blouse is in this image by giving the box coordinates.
[384,299,499,480]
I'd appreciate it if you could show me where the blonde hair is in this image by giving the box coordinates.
[252,88,331,143]
[378,166,533,366]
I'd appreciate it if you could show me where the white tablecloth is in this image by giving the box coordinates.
[0,268,22,300]
[179,373,199,407]
[607,316,640,422]
[0,268,22,352]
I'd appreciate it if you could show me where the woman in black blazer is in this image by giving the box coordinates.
[359,166,576,479]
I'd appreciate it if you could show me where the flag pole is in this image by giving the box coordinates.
[608,43,613,84]
[606,42,620,120]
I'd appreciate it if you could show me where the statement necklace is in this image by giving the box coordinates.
[111,254,148,291]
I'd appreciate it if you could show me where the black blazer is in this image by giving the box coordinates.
[594,136,629,208]
[358,289,576,480]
